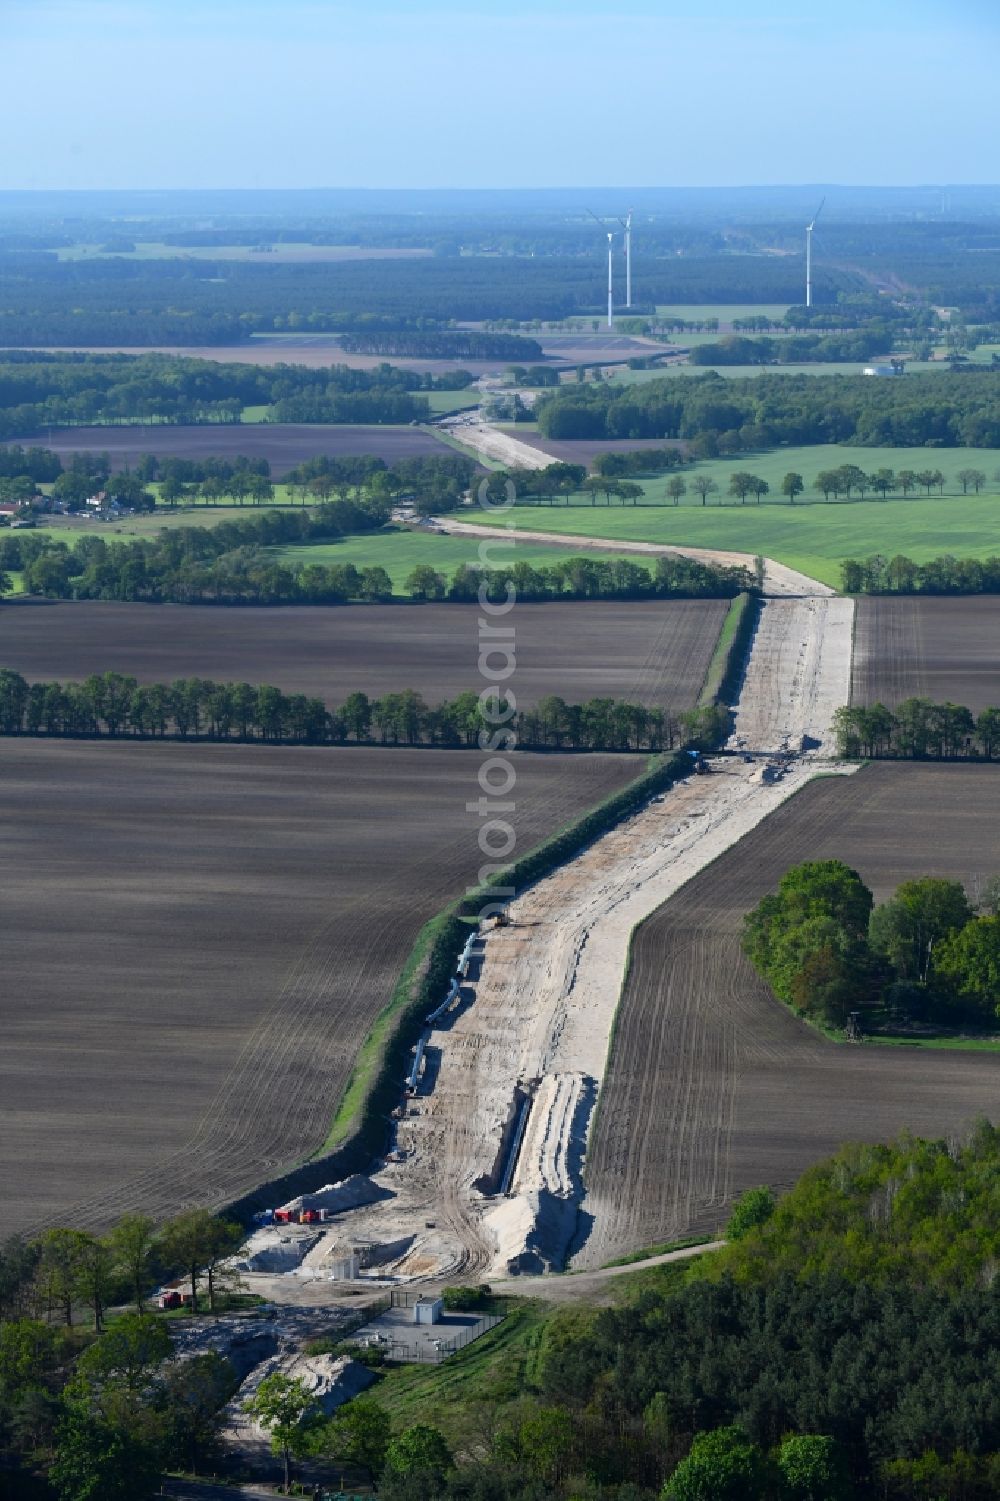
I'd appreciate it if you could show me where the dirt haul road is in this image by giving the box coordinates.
[436,405,833,597]
[299,593,854,1281]
[438,518,829,599]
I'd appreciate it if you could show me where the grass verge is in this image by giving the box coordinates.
[318,906,470,1157]
[697,591,756,707]
[365,1300,554,1448]
[602,1234,715,1268]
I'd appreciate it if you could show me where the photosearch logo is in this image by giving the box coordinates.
[469,476,517,920]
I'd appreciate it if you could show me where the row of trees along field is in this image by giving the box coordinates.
[0,673,726,753]
[0,353,478,438]
[534,368,1000,448]
[0,523,751,606]
[0,446,477,514]
[742,857,1000,1031]
[835,698,1000,759]
[842,553,1000,594]
[487,459,991,511]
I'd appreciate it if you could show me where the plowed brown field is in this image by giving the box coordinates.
[5,423,447,477]
[582,763,1000,1266]
[851,597,1000,712]
[0,599,727,709]
[0,741,640,1236]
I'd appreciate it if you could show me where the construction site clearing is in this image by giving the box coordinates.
[220,594,855,1301]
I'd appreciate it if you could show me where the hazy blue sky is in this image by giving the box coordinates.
[3,0,998,190]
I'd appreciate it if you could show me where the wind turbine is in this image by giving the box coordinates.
[617,209,633,307]
[587,209,615,328]
[805,196,825,309]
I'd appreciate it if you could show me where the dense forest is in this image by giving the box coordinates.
[535,368,1000,448]
[742,857,1000,1031]
[0,673,688,752]
[0,250,851,343]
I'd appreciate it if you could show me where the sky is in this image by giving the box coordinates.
[2,0,999,191]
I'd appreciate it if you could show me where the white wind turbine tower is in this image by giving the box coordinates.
[805,196,825,308]
[617,209,633,307]
[605,231,614,326]
[587,209,615,327]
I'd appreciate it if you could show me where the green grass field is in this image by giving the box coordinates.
[604,358,950,383]
[423,389,481,416]
[272,526,628,591]
[641,443,1000,501]
[465,443,1000,588]
[638,359,880,380]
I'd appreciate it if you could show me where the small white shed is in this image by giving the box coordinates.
[413,1296,443,1326]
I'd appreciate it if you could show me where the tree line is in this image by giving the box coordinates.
[0,353,478,440]
[591,447,686,478]
[842,553,1000,593]
[0,673,717,753]
[340,330,543,360]
[687,324,900,366]
[835,697,1000,759]
[1,515,752,606]
[743,857,1000,1031]
[0,444,476,516]
[535,368,1000,449]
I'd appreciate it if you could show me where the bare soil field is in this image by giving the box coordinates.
[852,596,1000,711]
[0,741,640,1237]
[0,598,727,709]
[582,762,1000,1266]
[5,345,516,376]
[4,424,449,477]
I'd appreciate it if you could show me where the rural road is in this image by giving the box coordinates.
[490,1239,724,1301]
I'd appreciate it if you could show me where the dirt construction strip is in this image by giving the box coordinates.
[305,596,855,1279]
[439,411,553,470]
